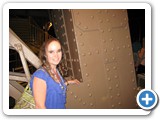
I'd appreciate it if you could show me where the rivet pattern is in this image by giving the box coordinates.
[51,9,137,109]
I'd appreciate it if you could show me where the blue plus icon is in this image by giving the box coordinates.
[142,93,153,105]
[137,89,158,110]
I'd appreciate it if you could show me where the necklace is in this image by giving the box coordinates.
[51,69,64,90]
[59,81,64,90]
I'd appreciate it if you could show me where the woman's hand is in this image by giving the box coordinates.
[65,79,80,85]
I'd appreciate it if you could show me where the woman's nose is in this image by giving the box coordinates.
[53,52,58,57]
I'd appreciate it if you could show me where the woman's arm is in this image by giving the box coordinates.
[33,77,46,109]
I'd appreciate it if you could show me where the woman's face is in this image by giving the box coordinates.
[45,41,62,68]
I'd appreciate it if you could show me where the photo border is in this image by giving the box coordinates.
[3,2,151,115]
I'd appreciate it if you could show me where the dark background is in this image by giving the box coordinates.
[9,9,145,44]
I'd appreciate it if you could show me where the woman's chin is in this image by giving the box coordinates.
[53,61,60,65]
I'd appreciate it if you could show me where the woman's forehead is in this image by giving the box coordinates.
[47,41,61,50]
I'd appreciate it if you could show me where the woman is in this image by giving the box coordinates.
[137,37,145,74]
[30,38,80,109]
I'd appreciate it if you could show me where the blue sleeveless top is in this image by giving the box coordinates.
[30,68,67,109]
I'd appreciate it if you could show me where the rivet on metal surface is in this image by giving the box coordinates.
[85,73,89,77]
[74,95,78,99]
[132,79,135,82]
[91,15,94,19]
[112,105,115,108]
[123,45,126,48]
[74,59,76,62]
[82,53,86,56]
[110,96,113,99]
[114,75,118,79]
[115,84,119,88]
[102,39,106,43]
[108,28,111,32]
[109,87,112,90]
[78,22,81,25]
[108,77,111,81]
[89,93,92,97]
[84,26,88,29]
[130,62,133,65]
[126,36,129,39]
[100,29,104,33]
[112,14,115,17]
[105,58,108,62]
[117,93,120,97]
[90,103,93,106]
[80,78,83,82]
[106,68,110,72]
[83,102,86,105]
[111,47,114,51]
[79,32,83,36]
[112,57,115,60]
[80,42,84,46]
[84,63,87,67]
[75,49,78,52]
[118,102,121,105]
[79,98,82,102]
[70,18,73,22]
[113,66,117,70]
[99,20,103,23]
[109,38,113,41]
[88,52,92,56]
[96,50,99,54]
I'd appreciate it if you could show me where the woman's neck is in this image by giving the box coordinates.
[50,65,57,73]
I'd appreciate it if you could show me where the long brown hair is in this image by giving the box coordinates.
[39,37,62,82]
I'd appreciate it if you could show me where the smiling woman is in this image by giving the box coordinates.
[30,37,80,109]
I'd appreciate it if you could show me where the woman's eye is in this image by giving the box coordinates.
[49,51,53,53]
[48,49,61,54]
[58,49,62,52]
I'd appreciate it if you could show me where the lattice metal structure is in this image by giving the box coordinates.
[9,28,42,100]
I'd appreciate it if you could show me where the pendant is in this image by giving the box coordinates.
[59,82,64,90]
[61,86,64,90]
